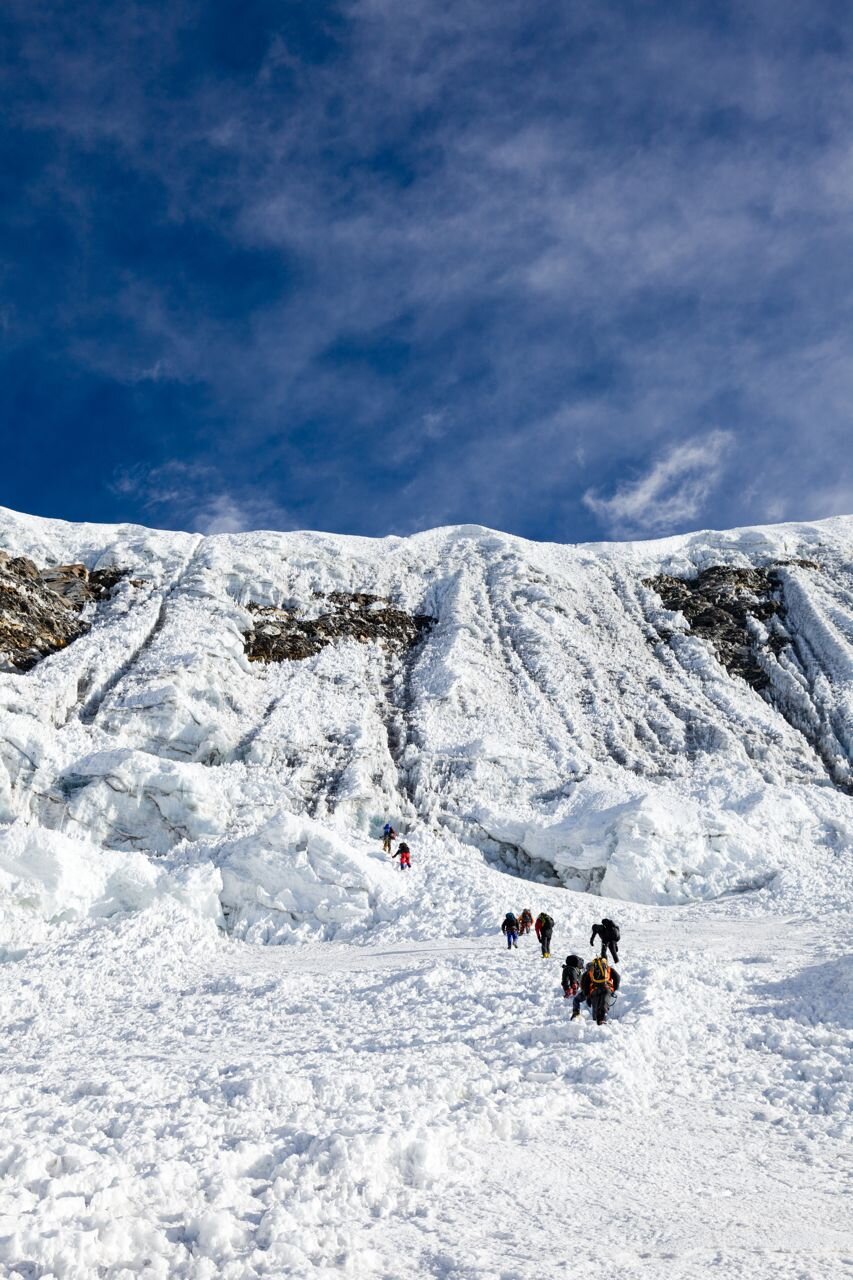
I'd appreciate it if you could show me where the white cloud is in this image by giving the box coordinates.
[582,430,733,537]
[109,462,291,534]
[190,494,250,534]
[750,480,853,527]
[794,481,853,522]
[191,492,292,535]
[421,410,448,438]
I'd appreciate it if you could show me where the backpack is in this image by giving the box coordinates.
[602,919,620,942]
[540,914,553,930]
[589,957,612,989]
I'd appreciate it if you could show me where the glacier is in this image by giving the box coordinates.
[0,504,850,1279]
[1,505,851,925]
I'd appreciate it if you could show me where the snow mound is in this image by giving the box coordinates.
[218,811,397,942]
[0,822,223,934]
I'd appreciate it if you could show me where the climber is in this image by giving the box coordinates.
[394,841,411,869]
[561,953,584,998]
[570,960,593,1018]
[501,912,519,950]
[590,917,620,962]
[382,822,397,854]
[518,908,534,936]
[571,956,621,1025]
[535,911,554,958]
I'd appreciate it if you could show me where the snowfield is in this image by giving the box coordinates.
[0,505,851,1278]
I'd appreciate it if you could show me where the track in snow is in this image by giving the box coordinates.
[78,538,204,726]
[0,907,849,1280]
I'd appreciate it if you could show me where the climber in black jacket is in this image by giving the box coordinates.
[561,954,584,998]
[590,918,620,962]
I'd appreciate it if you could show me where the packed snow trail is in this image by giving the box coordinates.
[0,903,849,1279]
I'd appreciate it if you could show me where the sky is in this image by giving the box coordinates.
[2,0,853,543]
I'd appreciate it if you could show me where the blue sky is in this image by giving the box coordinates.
[2,0,852,541]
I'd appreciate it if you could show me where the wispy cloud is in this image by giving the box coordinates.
[775,480,853,525]
[3,1,853,538]
[110,462,292,534]
[190,493,291,536]
[582,431,734,538]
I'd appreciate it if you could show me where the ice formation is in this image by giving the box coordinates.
[1,505,851,930]
[0,505,850,1278]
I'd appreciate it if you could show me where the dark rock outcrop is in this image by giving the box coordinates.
[244,590,434,663]
[644,566,787,690]
[0,551,127,672]
[646,560,853,794]
[89,566,129,599]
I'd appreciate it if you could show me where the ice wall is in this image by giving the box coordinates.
[1,504,852,921]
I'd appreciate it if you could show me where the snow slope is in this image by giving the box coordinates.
[0,505,851,1277]
[0,879,850,1280]
[1,505,852,920]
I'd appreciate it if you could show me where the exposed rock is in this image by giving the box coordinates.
[0,551,128,673]
[645,561,853,794]
[244,590,434,663]
[779,558,821,571]
[644,565,787,690]
[39,562,92,608]
[89,566,129,599]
